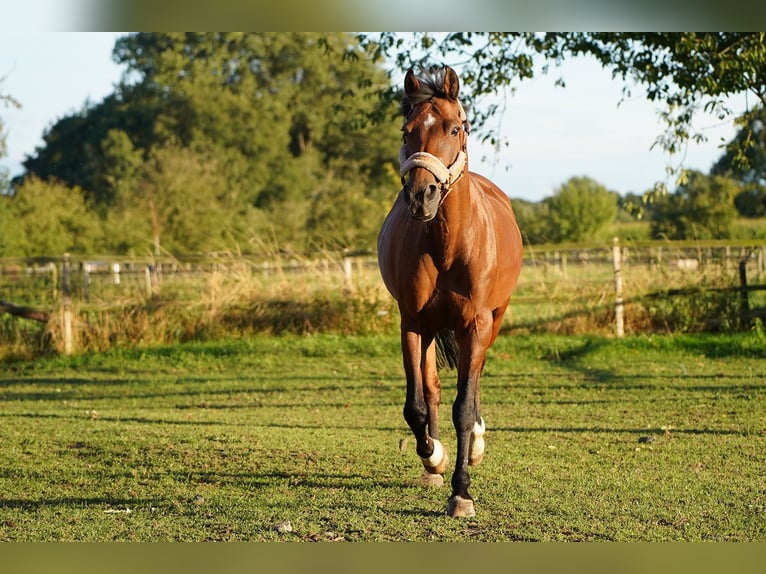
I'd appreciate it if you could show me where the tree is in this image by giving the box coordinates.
[711,105,766,217]
[546,176,618,243]
[732,182,766,218]
[18,33,402,254]
[0,177,100,256]
[650,171,740,240]
[360,33,766,175]
[510,198,554,245]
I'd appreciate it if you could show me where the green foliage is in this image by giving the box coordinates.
[9,33,766,256]
[104,143,249,254]
[712,106,766,185]
[733,183,766,218]
[510,198,552,245]
[711,105,766,217]
[547,177,618,243]
[511,177,618,244]
[642,286,745,333]
[14,33,401,256]
[0,177,101,256]
[362,33,766,164]
[650,171,741,240]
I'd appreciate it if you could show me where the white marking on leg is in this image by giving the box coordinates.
[422,438,444,468]
[469,417,485,465]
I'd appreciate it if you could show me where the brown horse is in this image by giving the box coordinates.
[377,66,523,517]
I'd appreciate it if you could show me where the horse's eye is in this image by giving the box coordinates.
[451,126,461,136]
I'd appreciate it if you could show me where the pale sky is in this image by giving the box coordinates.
[0,32,751,202]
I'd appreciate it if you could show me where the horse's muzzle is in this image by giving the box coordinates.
[404,183,440,222]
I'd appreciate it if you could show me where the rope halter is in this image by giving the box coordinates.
[399,147,466,188]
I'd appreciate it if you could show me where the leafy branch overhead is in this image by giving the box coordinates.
[359,32,765,159]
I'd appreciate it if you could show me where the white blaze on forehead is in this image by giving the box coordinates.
[423,113,436,129]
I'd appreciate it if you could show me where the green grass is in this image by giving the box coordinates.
[0,333,764,541]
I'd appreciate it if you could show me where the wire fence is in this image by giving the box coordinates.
[2,239,766,354]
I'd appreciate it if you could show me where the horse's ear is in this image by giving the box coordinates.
[443,66,460,101]
[404,69,420,99]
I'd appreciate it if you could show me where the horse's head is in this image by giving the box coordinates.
[400,66,469,222]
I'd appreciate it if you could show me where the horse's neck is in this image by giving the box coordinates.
[430,178,476,265]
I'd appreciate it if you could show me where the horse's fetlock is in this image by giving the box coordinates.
[403,402,427,429]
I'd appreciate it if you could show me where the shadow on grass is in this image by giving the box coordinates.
[0,497,156,510]
[0,374,401,403]
[492,425,750,436]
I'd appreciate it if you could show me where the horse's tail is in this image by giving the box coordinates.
[435,329,459,371]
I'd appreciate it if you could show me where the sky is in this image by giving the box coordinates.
[0,32,752,203]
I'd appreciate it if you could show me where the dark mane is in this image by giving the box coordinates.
[404,67,450,107]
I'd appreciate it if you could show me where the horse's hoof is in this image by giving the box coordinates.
[420,471,444,487]
[446,495,476,517]
[469,418,485,466]
[421,439,449,475]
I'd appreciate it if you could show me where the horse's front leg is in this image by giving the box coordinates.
[447,315,492,517]
[401,327,448,480]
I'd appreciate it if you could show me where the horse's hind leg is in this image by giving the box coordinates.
[423,339,442,441]
[421,339,447,485]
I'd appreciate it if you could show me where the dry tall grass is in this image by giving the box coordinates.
[1,243,764,360]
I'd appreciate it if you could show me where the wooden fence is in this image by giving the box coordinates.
[2,240,766,353]
[522,239,766,336]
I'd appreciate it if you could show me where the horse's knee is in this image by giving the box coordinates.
[452,396,477,433]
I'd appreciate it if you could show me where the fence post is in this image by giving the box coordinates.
[83,262,91,303]
[145,265,160,298]
[62,253,73,355]
[612,237,625,338]
[739,258,750,327]
[561,251,568,279]
[342,257,353,291]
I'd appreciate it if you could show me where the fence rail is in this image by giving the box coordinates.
[2,239,766,354]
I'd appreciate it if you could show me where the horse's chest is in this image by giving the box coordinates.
[407,262,477,316]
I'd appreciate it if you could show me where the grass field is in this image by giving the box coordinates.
[0,332,764,541]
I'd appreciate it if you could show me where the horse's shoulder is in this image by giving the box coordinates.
[468,172,515,218]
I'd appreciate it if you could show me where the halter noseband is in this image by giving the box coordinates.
[399,101,468,197]
[398,148,466,188]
